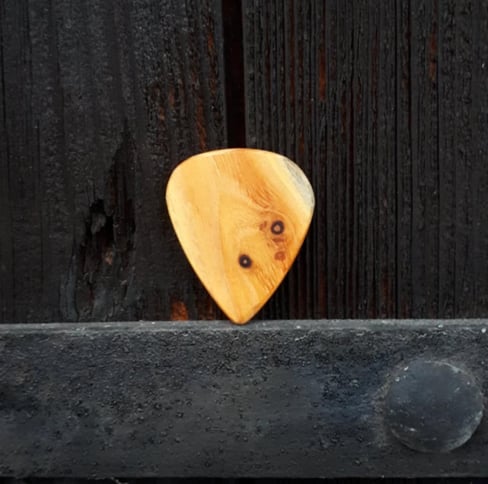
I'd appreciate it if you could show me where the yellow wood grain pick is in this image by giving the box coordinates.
[166,148,315,324]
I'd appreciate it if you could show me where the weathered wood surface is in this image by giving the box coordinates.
[2,0,488,323]
[0,319,488,478]
[243,0,488,320]
[0,0,227,324]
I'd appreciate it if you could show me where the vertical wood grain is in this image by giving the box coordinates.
[0,0,226,323]
[2,0,488,323]
[243,0,488,319]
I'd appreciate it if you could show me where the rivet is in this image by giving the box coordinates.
[384,359,484,453]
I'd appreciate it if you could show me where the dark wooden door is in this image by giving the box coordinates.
[1,0,487,481]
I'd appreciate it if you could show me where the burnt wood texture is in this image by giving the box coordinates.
[244,0,488,320]
[1,1,488,323]
[0,0,227,324]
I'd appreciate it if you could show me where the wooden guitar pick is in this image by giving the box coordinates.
[166,148,315,324]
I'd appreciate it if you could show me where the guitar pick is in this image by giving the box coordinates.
[166,148,315,324]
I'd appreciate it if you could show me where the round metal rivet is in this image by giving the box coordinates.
[384,359,484,453]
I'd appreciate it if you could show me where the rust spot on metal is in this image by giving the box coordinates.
[171,300,189,321]
[274,251,285,261]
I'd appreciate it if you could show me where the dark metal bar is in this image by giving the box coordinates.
[0,319,487,478]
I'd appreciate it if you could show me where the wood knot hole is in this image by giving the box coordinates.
[275,251,285,261]
[238,254,252,268]
[271,220,284,234]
